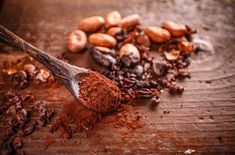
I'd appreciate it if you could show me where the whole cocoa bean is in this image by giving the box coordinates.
[162,21,187,37]
[107,27,123,36]
[88,33,117,47]
[105,11,122,28]
[119,43,140,62]
[67,30,87,53]
[91,46,116,67]
[144,26,171,43]
[35,69,50,82]
[119,14,141,30]
[23,64,36,75]
[78,16,105,33]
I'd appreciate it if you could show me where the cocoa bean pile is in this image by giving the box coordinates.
[10,63,55,90]
[1,61,56,154]
[0,91,54,154]
[66,11,197,105]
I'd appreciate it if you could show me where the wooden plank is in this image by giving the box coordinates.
[0,0,235,154]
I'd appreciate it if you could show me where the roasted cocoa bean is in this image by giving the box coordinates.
[91,47,116,67]
[89,33,117,47]
[67,30,87,53]
[119,14,141,30]
[106,27,126,42]
[23,64,36,76]
[78,16,105,33]
[12,70,29,89]
[105,11,122,28]
[35,69,50,82]
[162,21,187,37]
[119,43,140,62]
[144,26,171,43]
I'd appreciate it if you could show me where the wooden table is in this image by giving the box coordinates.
[0,0,235,154]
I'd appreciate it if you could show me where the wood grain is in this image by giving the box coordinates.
[0,0,235,154]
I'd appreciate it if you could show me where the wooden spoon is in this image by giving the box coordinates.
[0,25,121,112]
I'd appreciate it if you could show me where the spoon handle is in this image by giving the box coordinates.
[0,24,72,78]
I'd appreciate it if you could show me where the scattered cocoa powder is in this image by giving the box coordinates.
[113,105,145,130]
[50,101,101,138]
[44,138,55,148]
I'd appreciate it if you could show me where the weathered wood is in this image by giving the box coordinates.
[0,0,235,154]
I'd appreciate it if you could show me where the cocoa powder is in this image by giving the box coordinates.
[50,101,101,138]
[77,71,122,113]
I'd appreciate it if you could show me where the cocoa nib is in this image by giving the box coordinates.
[137,88,154,98]
[121,55,139,67]
[152,61,171,76]
[169,82,184,95]
[21,121,37,136]
[151,95,160,106]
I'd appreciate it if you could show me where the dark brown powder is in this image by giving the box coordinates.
[50,101,101,138]
[77,71,122,113]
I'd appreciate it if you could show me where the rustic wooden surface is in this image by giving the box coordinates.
[0,0,235,154]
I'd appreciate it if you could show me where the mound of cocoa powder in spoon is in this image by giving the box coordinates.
[50,71,122,138]
[77,71,122,113]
